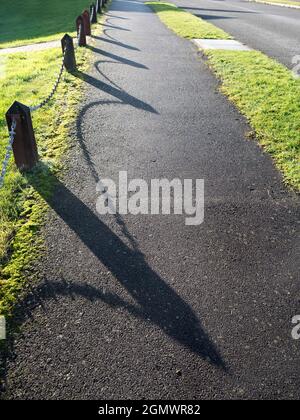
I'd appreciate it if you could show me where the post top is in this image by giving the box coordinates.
[6,101,30,117]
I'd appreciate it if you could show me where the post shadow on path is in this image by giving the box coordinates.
[86,44,148,69]
[73,39,158,244]
[105,13,129,20]
[101,22,131,32]
[74,70,156,114]
[75,99,146,250]
[23,166,226,370]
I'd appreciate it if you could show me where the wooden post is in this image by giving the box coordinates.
[82,10,91,36]
[6,102,38,171]
[61,34,76,72]
[90,4,97,23]
[76,16,86,47]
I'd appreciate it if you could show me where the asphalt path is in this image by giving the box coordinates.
[173,0,300,68]
[1,0,299,400]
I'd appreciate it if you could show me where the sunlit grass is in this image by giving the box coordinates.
[146,2,231,40]
[253,0,300,6]
[0,47,86,315]
[148,2,300,191]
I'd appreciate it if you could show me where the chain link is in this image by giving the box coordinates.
[29,46,68,112]
[0,119,17,188]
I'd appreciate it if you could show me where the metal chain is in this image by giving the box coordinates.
[29,46,68,112]
[0,119,17,188]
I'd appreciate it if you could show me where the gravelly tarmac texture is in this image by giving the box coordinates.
[173,0,300,69]
[1,0,299,400]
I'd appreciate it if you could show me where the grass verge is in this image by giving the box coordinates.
[147,2,300,191]
[0,0,98,49]
[0,13,107,318]
[146,2,231,40]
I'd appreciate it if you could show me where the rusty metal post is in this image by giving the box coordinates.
[90,4,97,23]
[76,16,86,47]
[61,34,76,72]
[6,102,38,171]
[82,10,91,36]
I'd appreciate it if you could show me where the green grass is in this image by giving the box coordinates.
[148,2,300,191]
[0,48,86,316]
[252,0,300,6]
[0,0,95,49]
[146,2,231,40]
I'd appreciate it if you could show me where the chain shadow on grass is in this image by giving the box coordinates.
[23,164,226,370]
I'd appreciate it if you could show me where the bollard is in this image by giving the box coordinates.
[82,10,91,36]
[61,34,76,72]
[96,0,101,13]
[76,16,86,47]
[6,102,38,171]
[90,4,97,23]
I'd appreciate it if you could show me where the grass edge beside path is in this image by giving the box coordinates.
[0,10,110,322]
[146,2,231,40]
[146,2,300,191]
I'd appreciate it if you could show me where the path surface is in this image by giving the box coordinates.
[2,0,299,400]
[173,0,300,68]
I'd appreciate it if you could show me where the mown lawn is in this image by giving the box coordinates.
[147,2,300,191]
[0,0,94,49]
[0,47,90,316]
